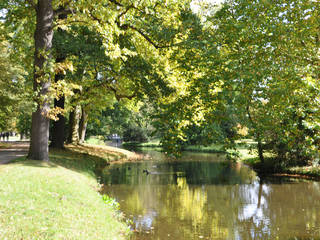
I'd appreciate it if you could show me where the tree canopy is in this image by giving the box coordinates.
[0,0,319,165]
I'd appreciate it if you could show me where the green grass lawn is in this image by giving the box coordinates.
[123,139,226,153]
[85,136,106,146]
[183,144,225,153]
[0,146,131,240]
[122,139,161,148]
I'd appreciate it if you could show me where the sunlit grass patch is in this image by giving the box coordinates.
[183,144,225,153]
[85,136,106,146]
[122,139,160,148]
[0,148,131,239]
[67,143,144,163]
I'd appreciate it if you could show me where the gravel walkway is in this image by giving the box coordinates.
[0,141,29,164]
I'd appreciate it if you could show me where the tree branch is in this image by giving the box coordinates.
[108,0,124,7]
[118,5,134,19]
[87,9,113,27]
[54,8,73,17]
[107,85,136,101]
[116,21,173,49]
[82,76,136,101]
[112,1,173,49]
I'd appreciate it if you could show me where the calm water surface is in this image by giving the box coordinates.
[101,150,320,240]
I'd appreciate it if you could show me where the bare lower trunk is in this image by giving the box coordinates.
[79,107,88,143]
[67,106,81,144]
[28,0,53,161]
[49,9,68,149]
[50,95,66,148]
[246,105,264,164]
[67,111,74,144]
[257,135,265,164]
[29,106,50,161]
[50,56,66,149]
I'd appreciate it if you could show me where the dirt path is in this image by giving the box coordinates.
[0,141,29,164]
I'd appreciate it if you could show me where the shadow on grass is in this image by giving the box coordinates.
[9,146,114,180]
[49,147,112,178]
[68,144,126,161]
[11,159,58,168]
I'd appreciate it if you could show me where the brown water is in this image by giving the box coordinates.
[101,150,320,240]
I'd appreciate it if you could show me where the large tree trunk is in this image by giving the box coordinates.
[79,107,88,143]
[246,105,264,164]
[257,134,265,164]
[67,106,81,144]
[28,0,54,161]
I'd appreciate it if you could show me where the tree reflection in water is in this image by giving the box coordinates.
[101,151,320,240]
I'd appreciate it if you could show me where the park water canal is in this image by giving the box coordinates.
[101,150,320,240]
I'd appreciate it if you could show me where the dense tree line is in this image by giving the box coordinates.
[0,0,319,167]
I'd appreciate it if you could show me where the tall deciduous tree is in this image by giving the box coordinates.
[2,0,192,160]
[28,0,54,161]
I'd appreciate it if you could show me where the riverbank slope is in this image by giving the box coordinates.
[242,156,320,180]
[0,144,137,239]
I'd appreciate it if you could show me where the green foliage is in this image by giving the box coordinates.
[2,0,320,167]
[87,101,154,143]
[1,0,193,159]
[0,26,29,132]
[210,0,320,166]
[145,0,320,167]
[16,111,32,137]
[102,195,120,210]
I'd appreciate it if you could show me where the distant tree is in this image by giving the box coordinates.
[0,26,26,132]
[86,101,155,143]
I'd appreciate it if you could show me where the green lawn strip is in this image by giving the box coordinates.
[85,136,106,146]
[122,138,161,148]
[123,141,226,153]
[122,141,160,148]
[0,148,130,240]
[182,144,225,153]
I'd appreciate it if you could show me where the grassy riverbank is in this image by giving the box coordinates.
[123,140,225,153]
[238,143,320,179]
[242,156,320,179]
[123,139,161,148]
[0,144,135,239]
